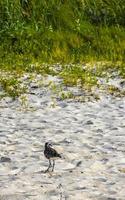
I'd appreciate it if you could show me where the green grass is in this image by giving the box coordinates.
[60,64,98,88]
[0,0,125,98]
[0,73,27,98]
[0,0,125,64]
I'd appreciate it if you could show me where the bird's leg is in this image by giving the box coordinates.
[52,160,55,172]
[49,159,52,168]
[45,159,51,172]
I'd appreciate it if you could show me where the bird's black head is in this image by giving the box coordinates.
[45,142,52,149]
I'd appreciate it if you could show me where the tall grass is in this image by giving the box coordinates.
[0,0,125,98]
[0,0,125,66]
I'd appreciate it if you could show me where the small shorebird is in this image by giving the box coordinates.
[44,142,61,172]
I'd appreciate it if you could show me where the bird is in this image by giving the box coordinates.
[44,142,61,172]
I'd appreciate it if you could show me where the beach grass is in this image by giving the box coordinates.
[0,0,125,97]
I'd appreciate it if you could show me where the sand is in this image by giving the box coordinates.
[0,74,125,200]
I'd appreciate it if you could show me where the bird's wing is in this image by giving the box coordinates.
[50,148,61,158]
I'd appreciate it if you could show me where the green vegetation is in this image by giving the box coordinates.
[0,73,27,98]
[60,64,98,87]
[0,0,125,98]
[0,0,125,63]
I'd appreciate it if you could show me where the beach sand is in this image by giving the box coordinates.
[0,74,125,199]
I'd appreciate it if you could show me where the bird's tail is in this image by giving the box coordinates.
[58,153,62,158]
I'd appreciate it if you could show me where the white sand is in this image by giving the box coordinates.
[0,74,125,199]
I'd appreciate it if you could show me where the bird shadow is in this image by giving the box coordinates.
[35,169,54,176]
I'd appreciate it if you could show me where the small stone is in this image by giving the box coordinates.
[76,186,87,190]
[76,161,82,167]
[97,129,103,133]
[101,158,109,163]
[120,80,125,87]
[86,120,93,125]
[30,83,39,89]
[1,156,11,163]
